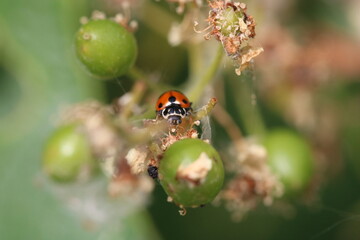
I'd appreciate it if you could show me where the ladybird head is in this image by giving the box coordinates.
[156,90,192,125]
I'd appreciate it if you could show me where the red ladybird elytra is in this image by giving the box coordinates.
[156,90,192,125]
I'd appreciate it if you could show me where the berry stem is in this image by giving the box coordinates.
[119,81,146,120]
[127,67,157,91]
[138,0,178,38]
[193,98,218,121]
[127,66,172,92]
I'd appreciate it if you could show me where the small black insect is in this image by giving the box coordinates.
[147,165,159,179]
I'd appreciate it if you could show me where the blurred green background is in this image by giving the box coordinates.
[1,0,360,239]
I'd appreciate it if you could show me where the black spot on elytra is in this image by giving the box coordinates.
[168,96,176,102]
[158,103,163,109]
[182,99,188,104]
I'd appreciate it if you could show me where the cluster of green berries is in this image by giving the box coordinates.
[45,17,226,208]
[43,8,315,216]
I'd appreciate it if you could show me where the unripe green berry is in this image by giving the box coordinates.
[264,129,314,196]
[75,19,137,79]
[159,139,224,207]
[42,123,96,182]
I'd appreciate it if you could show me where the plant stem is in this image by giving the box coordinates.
[187,45,224,103]
[193,98,218,121]
[229,67,266,138]
[187,44,203,85]
[119,81,146,120]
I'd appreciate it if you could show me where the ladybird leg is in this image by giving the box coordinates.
[156,110,165,121]
[185,108,192,116]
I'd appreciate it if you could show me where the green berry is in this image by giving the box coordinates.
[75,19,137,79]
[159,139,224,207]
[42,123,96,182]
[264,129,314,196]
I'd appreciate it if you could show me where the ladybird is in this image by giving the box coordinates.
[156,90,192,125]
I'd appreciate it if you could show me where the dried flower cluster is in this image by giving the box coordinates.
[196,0,263,75]
[218,140,283,220]
[206,1,255,42]
[59,97,157,201]
[59,101,122,162]
[108,157,154,198]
